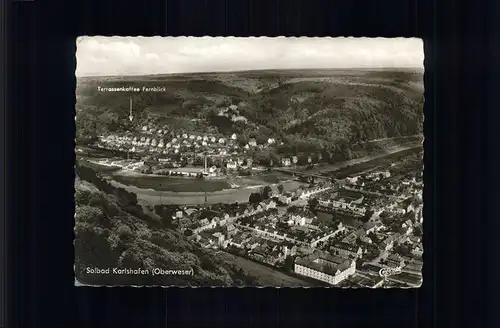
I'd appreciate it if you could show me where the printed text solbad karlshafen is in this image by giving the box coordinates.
[86,267,193,276]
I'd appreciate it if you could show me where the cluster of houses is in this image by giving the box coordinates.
[317,189,369,216]
[93,130,304,176]
[95,115,281,160]
[176,199,278,235]
[298,185,333,200]
[248,239,295,265]
[345,168,423,199]
[346,168,418,185]
[217,104,249,124]
[237,211,345,248]
[96,131,244,156]
[150,158,424,287]
[173,179,422,286]
[314,218,380,252]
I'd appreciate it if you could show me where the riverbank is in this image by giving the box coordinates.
[106,177,307,205]
[111,172,233,193]
[77,142,422,206]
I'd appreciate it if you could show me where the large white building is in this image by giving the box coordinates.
[294,253,356,285]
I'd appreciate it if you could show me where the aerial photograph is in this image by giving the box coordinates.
[74,37,424,287]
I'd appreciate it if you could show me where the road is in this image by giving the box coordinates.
[351,134,422,147]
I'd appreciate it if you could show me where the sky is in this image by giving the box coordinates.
[76,37,424,77]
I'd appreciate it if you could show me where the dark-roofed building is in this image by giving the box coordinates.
[363,221,376,233]
[386,253,405,268]
[357,263,383,276]
[331,242,363,258]
[252,246,268,261]
[349,219,364,229]
[294,252,356,285]
[229,235,245,248]
[380,232,404,251]
[404,259,423,273]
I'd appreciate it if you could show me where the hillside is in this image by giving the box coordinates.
[74,164,282,286]
[76,69,424,155]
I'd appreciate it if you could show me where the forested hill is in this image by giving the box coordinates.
[74,164,269,286]
[76,68,424,147]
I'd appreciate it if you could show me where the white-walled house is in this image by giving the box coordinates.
[295,253,356,286]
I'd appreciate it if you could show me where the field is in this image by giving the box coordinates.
[101,168,296,193]
[108,177,307,206]
[232,171,292,187]
[109,174,232,192]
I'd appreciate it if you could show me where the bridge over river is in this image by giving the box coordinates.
[273,168,330,180]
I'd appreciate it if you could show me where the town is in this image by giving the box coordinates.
[166,162,424,288]
[80,113,424,287]
[74,37,425,289]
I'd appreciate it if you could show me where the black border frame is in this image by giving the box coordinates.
[5,0,493,326]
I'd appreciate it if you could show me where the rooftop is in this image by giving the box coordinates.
[295,252,353,275]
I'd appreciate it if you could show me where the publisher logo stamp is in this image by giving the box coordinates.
[379,267,402,278]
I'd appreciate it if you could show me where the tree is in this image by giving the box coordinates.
[277,184,284,194]
[238,135,249,147]
[261,186,272,199]
[390,222,403,234]
[249,192,263,204]
[413,225,422,237]
[361,208,374,223]
[356,258,364,269]
[368,232,379,244]
[256,134,269,145]
[283,255,295,272]
[75,205,105,224]
[117,225,134,239]
[184,229,193,237]
[308,198,319,210]
[255,149,272,166]
[394,243,411,257]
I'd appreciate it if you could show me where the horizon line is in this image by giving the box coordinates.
[76,66,424,78]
